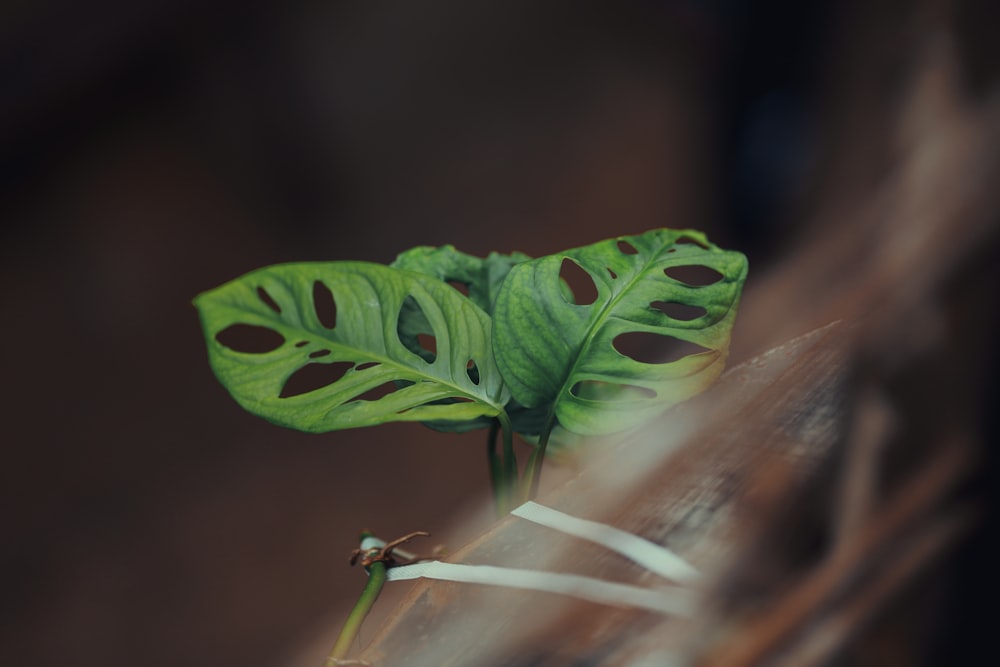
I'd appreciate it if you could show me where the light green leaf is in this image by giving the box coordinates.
[194,262,509,433]
[391,245,532,314]
[390,245,531,434]
[493,229,748,438]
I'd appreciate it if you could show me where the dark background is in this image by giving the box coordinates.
[2,1,996,666]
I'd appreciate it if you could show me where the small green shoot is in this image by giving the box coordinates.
[327,530,430,665]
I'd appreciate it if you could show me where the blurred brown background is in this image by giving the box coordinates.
[1,1,996,666]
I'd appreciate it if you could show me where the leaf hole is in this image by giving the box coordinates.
[397,296,438,363]
[676,235,710,249]
[417,334,437,361]
[280,361,355,398]
[447,280,470,296]
[616,240,639,255]
[308,349,331,359]
[607,268,617,279]
[312,281,337,329]
[571,381,656,401]
[649,301,708,321]
[355,361,380,371]
[295,341,309,348]
[466,359,480,385]
[663,265,724,287]
[353,381,399,402]
[256,287,281,314]
[216,324,285,354]
[613,332,712,364]
[559,258,598,306]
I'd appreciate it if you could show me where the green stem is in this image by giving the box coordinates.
[521,412,556,503]
[326,560,388,664]
[496,411,517,513]
[486,420,504,515]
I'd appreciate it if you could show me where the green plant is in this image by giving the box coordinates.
[326,530,430,665]
[194,229,748,510]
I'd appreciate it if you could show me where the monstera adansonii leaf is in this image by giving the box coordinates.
[492,228,748,441]
[390,245,542,434]
[194,262,509,433]
[392,244,532,314]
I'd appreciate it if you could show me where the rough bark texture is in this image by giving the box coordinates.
[357,322,852,666]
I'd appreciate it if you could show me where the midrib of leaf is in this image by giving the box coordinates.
[222,302,505,414]
[517,249,665,496]
[544,244,669,426]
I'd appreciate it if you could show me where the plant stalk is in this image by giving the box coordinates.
[486,420,505,515]
[496,411,517,513]
[521,412,556,503]
[326,560,388,665]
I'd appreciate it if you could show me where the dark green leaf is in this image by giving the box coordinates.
[492,229,748,439]
[392,245,531,314]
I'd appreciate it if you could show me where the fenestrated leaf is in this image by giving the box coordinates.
[492,229,748,439]
[194,262,509,433]
[391,245,532,433]
[392,245,532,314]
